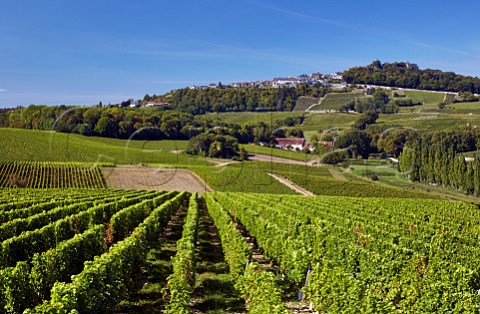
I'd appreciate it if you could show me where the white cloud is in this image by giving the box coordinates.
[0,89,5,92]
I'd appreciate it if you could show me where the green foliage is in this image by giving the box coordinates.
[0,161,106,188]
[399,133,480,196]
[28,192,188,313]
[212,192,480,312]
[239,264,288,314]
[0,128,208,166]
[241,144,313,161]
[403,90,445,106]
[344,60,480,93]
[336,129,372,158]
[320,150,347,164]
[353,110,378,130]
[274,170,430,198]
[354,90,398,114]
[165,193,199,314]
[189,163,297,194]
[310,92,368,111]
[0,190,159,268]
[205,194,251,279]
[393,99,422,107]
[187,133,247,159]
[93,116,117,137]
[110,191,176,242]
[205,194,288,313]
[456,92,479,103]
[167,86,300,114]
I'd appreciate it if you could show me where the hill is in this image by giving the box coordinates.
[0,128,197,165]
[343,60,480,93]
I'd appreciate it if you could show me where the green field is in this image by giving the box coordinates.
[376,112,480,130]
[213,192,480,312]
[241,144,315,161]
[189,163,297,194]
[2,186,479,313]
[203,111,302,124]
[0,161,107,188]
[3,113,480,313]
[0,128,203,166]
[403,90,445,105]
[302,112,357,131]
[293,96,320,111]
[309,92,368,111]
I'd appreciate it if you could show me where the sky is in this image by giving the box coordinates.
[1,0,480,108]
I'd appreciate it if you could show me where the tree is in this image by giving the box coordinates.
[285,128,304,138]
[321,150,347,164]
[94,116,117,137]
[353,111,378,130]
[83,108,100,128]
[118,121,134,138]
[187,134,246,159]
[336,129,372,158]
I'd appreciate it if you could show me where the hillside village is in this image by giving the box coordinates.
[125,71,345,108]
[190,72,344,90]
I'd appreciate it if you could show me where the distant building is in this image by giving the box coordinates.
[297,74,310,83]
[319,141,334,148]
[145,101,167,107]
[405,62,419,70]
[129,99,140,108]
[328,73,343,80]
[275,138,307,151]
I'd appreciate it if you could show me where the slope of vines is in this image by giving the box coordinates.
[213,192,480,313]
[0,188,186,314]
[0,161,111,188]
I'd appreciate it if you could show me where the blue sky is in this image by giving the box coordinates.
[1,0,479,107]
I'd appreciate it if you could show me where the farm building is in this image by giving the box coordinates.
[275,138,307,151]
[319,141,334,148]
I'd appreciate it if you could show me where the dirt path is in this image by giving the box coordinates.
[191,199,245,313]
[115,204,188,313]
[248,154,310,166]
[102,165,213,192]
[267,173,315,196]
[249,154,325,167]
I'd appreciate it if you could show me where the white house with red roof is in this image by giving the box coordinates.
[275,138,307,151]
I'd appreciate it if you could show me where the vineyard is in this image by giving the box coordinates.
[0,188,479,313]
[0,188,291,313]
[310,92,368,111]
[0,161,110,189]
[211,192,480,313]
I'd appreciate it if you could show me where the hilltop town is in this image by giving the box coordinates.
[188,71,344,90]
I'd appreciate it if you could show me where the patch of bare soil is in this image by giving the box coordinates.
[249,154,328,167]
[102,166,213,192]
[248,154,309,165]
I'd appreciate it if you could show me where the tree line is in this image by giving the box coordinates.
[0,105,304,155]
[340,89,399,114]
[399,128,480,195]
[343,60,480,94]
[146,84,327,114]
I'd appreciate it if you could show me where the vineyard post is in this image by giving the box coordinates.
[299,263,312,301]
